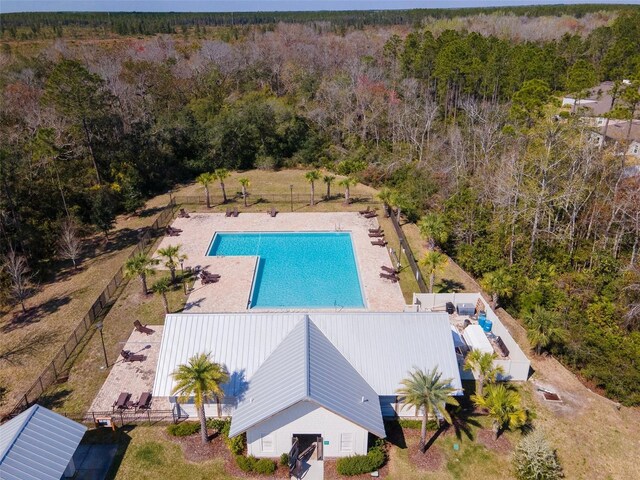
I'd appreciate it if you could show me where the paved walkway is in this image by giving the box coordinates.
[153,212,405,312]
[292,460,324,480]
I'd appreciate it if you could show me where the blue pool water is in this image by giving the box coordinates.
[208,232,365,309]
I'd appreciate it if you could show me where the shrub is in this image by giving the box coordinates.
[207,418,230,436]
[206,419,245,454]
[235,455,276,475]
[336,446,386,476]
[228,433,246,455]
[280,452,289,466]
[399,418,439,430]
[166,422,200,437]
[513,430,563,480]
[235,455,257,472]
[254,458,277,474]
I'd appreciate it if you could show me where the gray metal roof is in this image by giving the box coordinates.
[154,312,462,401]
[228,316,385,438]
[0,405,87,480]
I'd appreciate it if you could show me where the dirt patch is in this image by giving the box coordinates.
[476,429,512,455]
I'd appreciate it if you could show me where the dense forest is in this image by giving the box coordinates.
[1,4,636,39]
[0,8,639,405]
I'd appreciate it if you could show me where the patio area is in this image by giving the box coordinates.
[153,212,406,312]
[89,327,171,413]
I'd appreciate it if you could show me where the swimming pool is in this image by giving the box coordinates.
[207,232,365,309]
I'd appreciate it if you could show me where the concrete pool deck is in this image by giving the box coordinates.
[153,212,406,312]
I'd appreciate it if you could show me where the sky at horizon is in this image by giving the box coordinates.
[1,0,637,14]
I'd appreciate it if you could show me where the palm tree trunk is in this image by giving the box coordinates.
[429,273,435,293]
[492,293,498,310]
[242,186,247,207]
[220,182,227,203]
[420,411,427,451]
[396,207,402,223]
[170,266,176,283]
[216,395,222,418]
[161,292,169,313]
[205,186,210,208]
[326,183,331,199]
[310,182,315,206]
[141,274,148,295]
[199,403,208,444]
[344,187,350,204]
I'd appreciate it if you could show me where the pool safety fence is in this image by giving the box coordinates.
[60,407,187,427]
[388,208,429,293]
[2,202,177,423]
[172,192,375,206]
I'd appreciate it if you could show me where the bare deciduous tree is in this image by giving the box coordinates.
[2,250,33,313]
[58,218,82,269]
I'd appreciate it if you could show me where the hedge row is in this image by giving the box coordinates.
[167,422,200,437]
[235,455,277,474]
[336,446,386,476]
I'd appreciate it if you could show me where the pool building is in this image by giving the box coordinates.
[152,312,462,457]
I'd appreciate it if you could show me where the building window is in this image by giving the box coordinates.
[261,434,274,452]
[340,433,353,452]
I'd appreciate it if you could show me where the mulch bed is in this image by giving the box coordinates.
[476,429,512,454]
[408,444,444,472]
[165,431,289,478]
[402,428,445,472]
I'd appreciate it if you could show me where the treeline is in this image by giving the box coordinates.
[0,11,639,404]
[1,4,638,39]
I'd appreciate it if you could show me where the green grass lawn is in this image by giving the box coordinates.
[40,267,191,414]
[93,426,237,480]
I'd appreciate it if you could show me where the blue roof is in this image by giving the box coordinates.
[229,316,386,439]
[0,405,87,480]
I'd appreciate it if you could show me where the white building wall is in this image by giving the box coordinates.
[246,401,370,458]
[411,292,531,381]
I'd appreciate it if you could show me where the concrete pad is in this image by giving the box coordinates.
[89,327,169,412]
[153,212,405,312]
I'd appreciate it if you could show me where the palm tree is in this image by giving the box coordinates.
[239,177,250,207]
[323,174,335,200]
[124,253,158,295]
[480,269,513,309]
[151,277,171,313]
[390,190,409,223]
[305,170,321,206]
[472,384,527,439]
[196,172,216,208]
[464,350,504,397]
[418,213,449,250]
[419,250,447,293]
[339,177,357,204]
[397,367,459,451]
[524,306,566,356]
[171,353,230,444]
[377,187,393,217]
[157,244,187,283]
[214,168,230,203]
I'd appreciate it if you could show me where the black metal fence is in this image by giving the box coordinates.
[61,408,182,427]
[172,192,374,206]
[2,202,177,422]
[389,210,428,293]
